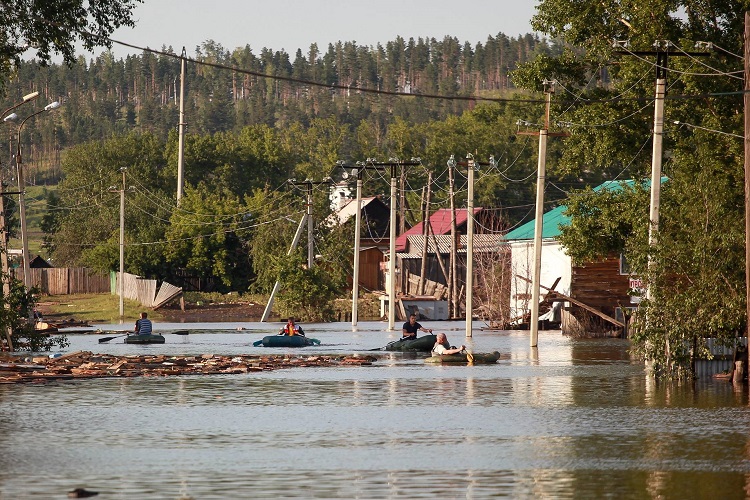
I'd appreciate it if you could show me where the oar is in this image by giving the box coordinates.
[98,334,128,343]
[368,338,403,351]
[462,348,474,363]
[171,330,189,335]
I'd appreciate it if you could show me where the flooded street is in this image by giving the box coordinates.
[2,322,750,498]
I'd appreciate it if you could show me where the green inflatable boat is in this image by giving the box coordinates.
[383,334,437,352]
[124,333,166,344]
[424,351,501,364]
[253,335,321,347]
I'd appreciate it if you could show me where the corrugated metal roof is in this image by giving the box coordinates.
[397,234,506,258]
[395,208,482,252]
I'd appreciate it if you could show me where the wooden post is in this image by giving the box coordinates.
[744,11,750,368]
[418,173,432,295]
[0,182,12,351]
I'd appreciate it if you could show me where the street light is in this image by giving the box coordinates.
[4,100,61,296]
[0,91,39,348]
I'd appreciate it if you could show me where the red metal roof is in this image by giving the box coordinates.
[395,208,482,252]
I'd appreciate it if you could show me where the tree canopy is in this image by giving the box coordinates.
[517,0,749,378]
[0,1,141,87]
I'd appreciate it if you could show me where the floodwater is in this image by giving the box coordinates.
[2,321,750,499]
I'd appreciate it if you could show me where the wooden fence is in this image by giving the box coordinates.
[18,267,111,295]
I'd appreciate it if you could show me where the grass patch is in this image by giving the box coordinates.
[37,293,165,323]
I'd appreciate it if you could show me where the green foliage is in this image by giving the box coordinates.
[165,184,253,290]
[0,1,140,90]
[0,280,68,352]
[558,183,649,267]
[275,253,339,322]
[524,0,750,378]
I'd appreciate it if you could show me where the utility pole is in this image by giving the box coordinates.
[351,166,363,326]
[336,159,419,330]
[517,80,568,347]
[177,47,187,203]
[448,158,458,318]
[448,154,493,338]
[108,168,130,319]
[11,101,61,301]
[418,173,432,296]
[288,178,333,269]
[614,41,708,303]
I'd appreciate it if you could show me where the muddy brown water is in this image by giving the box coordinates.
[1,321,749,499]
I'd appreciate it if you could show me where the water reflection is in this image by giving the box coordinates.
[2,326,750,498]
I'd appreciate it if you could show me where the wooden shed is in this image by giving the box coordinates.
[504,179,645,336]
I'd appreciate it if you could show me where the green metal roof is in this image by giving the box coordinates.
[504,178,666,242]
[504,204,568,240]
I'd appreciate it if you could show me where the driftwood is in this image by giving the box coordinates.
[0,351,377,384]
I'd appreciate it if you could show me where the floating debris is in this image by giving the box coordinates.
[0,351,377,384]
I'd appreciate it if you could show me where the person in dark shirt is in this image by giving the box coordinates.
[134,312,153,335]
[401,314,432,340]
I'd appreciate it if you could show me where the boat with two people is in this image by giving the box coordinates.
[371,334,438,352]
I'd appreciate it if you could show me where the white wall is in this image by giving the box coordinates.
[509,240,571,322]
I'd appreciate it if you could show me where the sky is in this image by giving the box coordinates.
[74,0,540,60]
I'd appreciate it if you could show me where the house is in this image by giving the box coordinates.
[326,196,391,292]
[505,180,646,335]
[326,195,391,246]
[395,207,487,252]
[396,233,507,320]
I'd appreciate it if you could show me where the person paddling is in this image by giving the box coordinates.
[134,312,153,335]
[279,317,305,336]
[431,333,465,356]
[401,314,432,340]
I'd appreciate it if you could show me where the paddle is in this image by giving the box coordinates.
[462,348,474,363]
[172,330,189,335]
[98,334,128,343]
[368,338,403,351]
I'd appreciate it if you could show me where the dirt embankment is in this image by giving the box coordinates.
[154,301,272,323]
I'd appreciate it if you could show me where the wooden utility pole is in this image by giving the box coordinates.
[744,12,750,354]
[261,214,308,322]
[418,173,432,295]
[288,178,334,269]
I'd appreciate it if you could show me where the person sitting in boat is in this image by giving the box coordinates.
[401,314,432,340]
[134,312,153,335]
[432,333,465,355]
[279,317,305,336]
